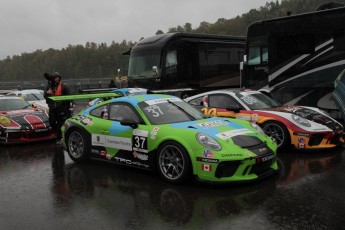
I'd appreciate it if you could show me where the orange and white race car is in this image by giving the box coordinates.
[185,89,344,150]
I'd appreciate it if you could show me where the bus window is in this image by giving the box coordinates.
[165,50,178,75]
[248,46,267,65]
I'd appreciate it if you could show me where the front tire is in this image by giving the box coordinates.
[157,141,191,184]
[67,129,90,162]
[261,121,290,150]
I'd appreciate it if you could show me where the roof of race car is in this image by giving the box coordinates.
[184,88,257,101]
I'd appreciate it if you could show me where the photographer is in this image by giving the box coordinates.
[44,72,74,145]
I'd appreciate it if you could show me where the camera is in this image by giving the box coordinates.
[44,73,55,88]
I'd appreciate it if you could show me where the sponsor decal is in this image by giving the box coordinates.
[196,157,219,163]
[91,149,100,154]
[34,128,48,132]
[216,129,254,140]
[133,151,149,161]
[221,153,243,157]
[145,98,180,105]
[150,131,158,139]
[71,115,93,126]
[113,156,149,168]
[259,147,267,152]
[196,120,228,128]
[201,164,212,172]
[92,134,132,150]
[203,150,214,158]
[256,154,274,163]
[298,137,305,143]
[252,114,258,121]
[100,150,107,156]
[313,128,328,131]
[298,143,305,148]
[235,115,251,121]
[294,132,310,137]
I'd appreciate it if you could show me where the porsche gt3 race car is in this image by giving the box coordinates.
[185,89,344,150]
[53,93,278,184]
[0,96,55,144]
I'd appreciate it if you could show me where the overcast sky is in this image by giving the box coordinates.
[0,0,269,60]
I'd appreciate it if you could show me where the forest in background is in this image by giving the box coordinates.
[0,0,344,82]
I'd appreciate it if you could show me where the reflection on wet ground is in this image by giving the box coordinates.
[1,143,345,229]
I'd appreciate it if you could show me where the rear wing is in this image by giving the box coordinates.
[49,92,122,101]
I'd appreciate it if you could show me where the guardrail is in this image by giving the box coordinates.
[0,78,116,94]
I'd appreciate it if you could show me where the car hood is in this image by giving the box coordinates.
[0,109,49,129]
[258,106,343,131]
[170,117,268,149]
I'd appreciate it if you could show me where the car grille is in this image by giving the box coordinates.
[249,159,274,176]
[5,129,52,139]
[215,141,275,179]
[330,134,343,145]
[308,134,324,146]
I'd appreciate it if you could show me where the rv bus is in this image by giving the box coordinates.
[125,32,245,98]
[241,4,345,119]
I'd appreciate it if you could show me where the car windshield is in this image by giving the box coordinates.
[139,98,206,125]
[0,98,31,111]
[236,92,281,109]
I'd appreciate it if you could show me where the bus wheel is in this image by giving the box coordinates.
[261,121,290,150]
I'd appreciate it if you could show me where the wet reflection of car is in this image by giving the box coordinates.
[276,149,343,187]
[63,161,277,227]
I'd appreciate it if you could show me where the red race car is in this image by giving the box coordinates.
[0,96,55,144]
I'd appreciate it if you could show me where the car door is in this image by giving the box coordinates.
[203,93,241,118]
[94,102,151,169]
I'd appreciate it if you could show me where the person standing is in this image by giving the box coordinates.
[44,72,73,145]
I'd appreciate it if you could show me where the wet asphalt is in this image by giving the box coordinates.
[1,141,345,230]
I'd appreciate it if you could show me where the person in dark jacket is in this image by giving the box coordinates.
[44,72,73,145]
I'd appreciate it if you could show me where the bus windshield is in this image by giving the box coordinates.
[128,50,161,79]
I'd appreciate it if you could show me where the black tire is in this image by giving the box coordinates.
[156,141,191,184]
[66,129,90,162]
[261,121,290,150]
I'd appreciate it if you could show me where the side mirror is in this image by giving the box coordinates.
[120,118,138,129]
[152,66,159,77]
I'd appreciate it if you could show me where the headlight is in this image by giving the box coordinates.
[196,133,221,151]
[0,116,11,126]
[250,122,265,135]
[292,114,311,127]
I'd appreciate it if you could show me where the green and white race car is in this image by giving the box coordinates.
[54,93,278,184]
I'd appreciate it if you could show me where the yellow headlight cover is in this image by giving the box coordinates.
[0,116,11,126]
